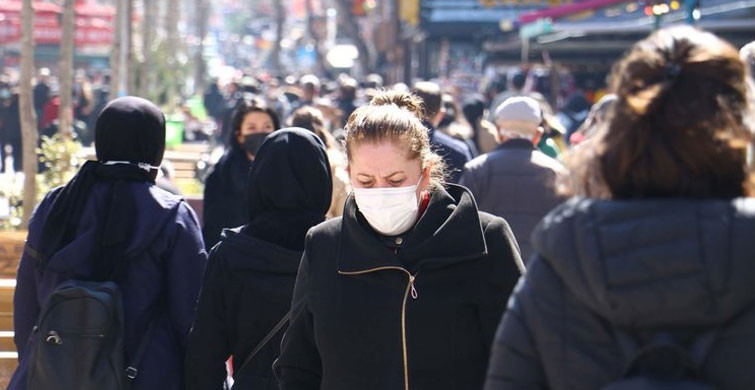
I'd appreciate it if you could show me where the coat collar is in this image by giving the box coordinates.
[337,184,488,274]
[497,138,536,150]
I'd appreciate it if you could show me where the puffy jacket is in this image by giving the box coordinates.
[275,185,524,390]
[186,227,301,389]
[485,197,755,390]
[460,139,565,263]
[11,182,207,390]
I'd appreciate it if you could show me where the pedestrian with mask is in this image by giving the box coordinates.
[187,128,332,389]
[485,26,755,389]
[274,91,524,390]
[203,96,280,248]
[10,97,207,390]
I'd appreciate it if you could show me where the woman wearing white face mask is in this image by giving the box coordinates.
[275,91,525,390]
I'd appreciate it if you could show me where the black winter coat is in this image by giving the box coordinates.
[485,198,755,390]
[186,227,301,389]
[203,147,251,248]
[275,185,524,390]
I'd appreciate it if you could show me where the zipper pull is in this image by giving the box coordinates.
[409,275,418,299]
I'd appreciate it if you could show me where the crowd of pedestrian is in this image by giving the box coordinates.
[4,25,755,389]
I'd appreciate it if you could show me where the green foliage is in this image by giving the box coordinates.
[149,40,191,108]
[38,134,83,194]
[175,178,205,196]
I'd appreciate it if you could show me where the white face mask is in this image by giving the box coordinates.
[102,160,160,172]
[353,175,424,236]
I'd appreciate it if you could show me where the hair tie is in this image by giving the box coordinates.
[666,63,682,81]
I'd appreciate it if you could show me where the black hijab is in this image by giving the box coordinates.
[36,97,166,279]
[242,128,333,251]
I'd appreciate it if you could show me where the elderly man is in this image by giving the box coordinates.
[460,96,565,263]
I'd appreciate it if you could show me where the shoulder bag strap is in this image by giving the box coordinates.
[236,310,292,376]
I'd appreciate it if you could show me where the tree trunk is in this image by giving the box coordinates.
[19,0,38,229]
[126,0,135,95]
[335,0,372,74]
[194,0,209,94]
[58,0,75,139]
[139,0,155,98]
[271,0,285,74]
[165,0,180,105]
[165,0,179,55]
[390,0,403,84]
[305,0,328,75]
[110,0,122,97]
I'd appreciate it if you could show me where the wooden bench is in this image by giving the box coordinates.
[0,232,23,388]
[0,279,17,388]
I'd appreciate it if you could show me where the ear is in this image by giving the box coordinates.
[420,162,433,191]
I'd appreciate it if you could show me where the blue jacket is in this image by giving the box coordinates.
[10,182,207,390]
[485,198,755,389]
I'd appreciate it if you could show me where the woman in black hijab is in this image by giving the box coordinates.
[202,96,281,248]
[186,128,332,390]
[11,97,207,390]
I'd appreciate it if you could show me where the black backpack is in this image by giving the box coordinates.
[23,246,155,390]
[601,329,719,390]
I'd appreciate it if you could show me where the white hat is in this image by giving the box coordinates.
[494,96,542,136]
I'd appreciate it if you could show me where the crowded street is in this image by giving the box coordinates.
[1,0,755,389]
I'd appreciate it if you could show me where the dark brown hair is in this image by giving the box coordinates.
[412,81,442,120]
[288,106,336,149]
[231,96,280,137]
[344,90,446,188]
[564,26,752,199]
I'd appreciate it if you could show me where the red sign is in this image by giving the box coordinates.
[0,0,113,46]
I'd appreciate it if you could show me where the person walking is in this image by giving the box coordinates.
[484,26,755,389]
[0,88,22,172]
[288,106,350,218]
[187,128,332,389]
[460,96,565,263]
[203,97,280,248]
[412,81,473,183]
[10,97,207,390]
[274,91,524,390]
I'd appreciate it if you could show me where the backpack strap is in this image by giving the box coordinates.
[125,303,160,380]
[236,311,292,376]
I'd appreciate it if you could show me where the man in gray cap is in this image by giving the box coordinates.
[460,96,565,263]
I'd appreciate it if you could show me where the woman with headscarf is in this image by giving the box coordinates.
[10,97,207,390]
[202,96,280,248]
[288,105,350,218]
[186,128,333,389]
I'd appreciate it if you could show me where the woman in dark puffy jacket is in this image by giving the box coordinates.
[202,96,280,248]
[485,26,755,390]
[274,91,524,390]
[186,128,333,389]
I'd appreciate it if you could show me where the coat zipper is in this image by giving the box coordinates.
[339,266,418,390]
